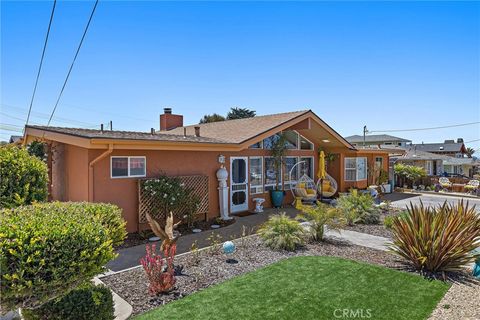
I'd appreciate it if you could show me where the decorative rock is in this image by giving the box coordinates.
[222,241,236,254]
[192,228,202,233]
[210,224,220,229]
[148,236,160,242]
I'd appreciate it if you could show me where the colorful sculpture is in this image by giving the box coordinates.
[223,241,236,254]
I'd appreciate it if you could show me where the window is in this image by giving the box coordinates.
[263,134,281,150]
[375,157,383,170]
[284,157,298,190]
[249,141,263,149]
[249,157,263,194]
[425,161,433,176]
[111,156,146,178]
[283,131,298,149]
[264,157,281,191]
[299,135,314,150]
[299,157,314,178]
[344,157,367,181]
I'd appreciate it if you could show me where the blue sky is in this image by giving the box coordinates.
[1,1,479,150]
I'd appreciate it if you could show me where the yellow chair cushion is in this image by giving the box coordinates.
[298,183,306,189]
[306,189,316,195]
[295,188,308,197]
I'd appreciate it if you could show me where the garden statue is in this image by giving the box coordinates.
[146,212,181,251]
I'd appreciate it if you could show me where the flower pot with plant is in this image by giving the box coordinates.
[270,133,287,208]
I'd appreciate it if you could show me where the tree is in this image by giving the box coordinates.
[226,107,256,120]
[199,113,226,124]
[27,140,47,161]
[466,147,475,158]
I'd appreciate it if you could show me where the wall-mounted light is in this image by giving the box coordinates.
[322,139,330,143]
[218,154,225,164]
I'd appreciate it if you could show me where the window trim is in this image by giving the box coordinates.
[298,132,314,150]
[249,156,264,195]
[264,156,282,191]
[111,156,146,179]
[299,156,315,179]
[344,157,367,182]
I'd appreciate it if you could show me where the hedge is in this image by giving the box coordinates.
[0,202,126,310]
[0,145,48,208]
[22,283,114,320]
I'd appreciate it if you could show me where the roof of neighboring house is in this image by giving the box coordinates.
[396,147,451,161]
[9,135,22,143]
[354,145,406,154]
[25,126,225,144]
[412,142,466,153]
[345,134,411,144]
[161,110,310,144]
[443,157,480,166]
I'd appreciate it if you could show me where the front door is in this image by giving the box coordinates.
[230,157,249,213]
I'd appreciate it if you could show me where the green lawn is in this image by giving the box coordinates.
[135,256,450,320]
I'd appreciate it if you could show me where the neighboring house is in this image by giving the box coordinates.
[24,109,389,233]
[443,157,480,178]
[9,135,22,144]
[411,139,467,158]
[345,134,411,148]
[391,146,449,176]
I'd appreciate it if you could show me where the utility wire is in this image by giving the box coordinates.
[25,0,57,129]
[368,121,480,133]
[46,0,99,127]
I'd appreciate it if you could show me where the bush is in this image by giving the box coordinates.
[141,243,177,295]
[258,213,304,251]
[0,145,48,208]
[336,190,380,225]
[389,201,480,274]
[0,202,126,310]
[297,202,345,241]
[22,283,114,320]
[394,163,427,187]
[383,216,394,229]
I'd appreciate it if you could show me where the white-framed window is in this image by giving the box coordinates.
[111,156,146,178]
[283,131,299,149]
[299,156,314,179]
[425,160,433,176]
[375,156,383,170]
[264,157,281,191]
[249,157,263,194]
[344,157,367,181]
[284,157,299,190]
[299,134,314,150]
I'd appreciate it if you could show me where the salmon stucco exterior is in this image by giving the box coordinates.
[24,109,390,233]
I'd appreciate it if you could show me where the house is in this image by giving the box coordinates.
[345,134,411,148]
[391,146,449,176]
[411,139,467,158]
[443,157,480,178]
[23,109,390,233]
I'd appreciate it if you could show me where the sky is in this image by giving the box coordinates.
[1,1,479,151]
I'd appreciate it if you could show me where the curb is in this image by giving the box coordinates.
[94,277,133,320]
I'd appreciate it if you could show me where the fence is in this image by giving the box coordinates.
[138,175,209,225]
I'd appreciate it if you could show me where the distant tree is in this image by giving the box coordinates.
[226,107,256,120]
[466,147,475,158]
[27,140,47,161]
[199,113,226,124]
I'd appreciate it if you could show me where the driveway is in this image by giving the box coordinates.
[384,192,480,210]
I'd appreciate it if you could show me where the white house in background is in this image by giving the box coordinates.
[345,134,412,148]
[443,157,480,177]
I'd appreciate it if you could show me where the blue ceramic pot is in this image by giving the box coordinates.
[270,190,284,208]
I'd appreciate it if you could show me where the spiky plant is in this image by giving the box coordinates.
[258,213,304,251]
[297,202,345,241]
[389,200,480,274]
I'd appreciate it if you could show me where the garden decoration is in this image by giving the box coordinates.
[223,241,237,264]
[146,212,181,251]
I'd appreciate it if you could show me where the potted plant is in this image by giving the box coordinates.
[270,133,288,207]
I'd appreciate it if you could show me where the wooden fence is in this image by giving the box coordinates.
[138,175,209,225]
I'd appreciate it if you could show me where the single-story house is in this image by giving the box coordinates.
[391,146,449,176]
[345,134,411,148]
[443,157,480,178]
[411,139,467,158]
[24,109,390,232]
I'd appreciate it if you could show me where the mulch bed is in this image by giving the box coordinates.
[101,235,405,316]
[115,218,236,250]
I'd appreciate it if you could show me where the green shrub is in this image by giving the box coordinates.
[297,202,345,241]
[258,213,304,251]
[394,163,427,187]
[22,283,114,320]
[383,216,394,229]
[336,190,380,225]
[0,202,126,310]
[389,201,480,273]
[0,145,48,208]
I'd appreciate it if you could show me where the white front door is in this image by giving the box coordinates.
[230,157,249,213]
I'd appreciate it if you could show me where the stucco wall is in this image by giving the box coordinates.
[66,145,89,201]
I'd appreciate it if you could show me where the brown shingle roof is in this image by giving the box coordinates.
[161,110,309,143]
[26,126,225,144]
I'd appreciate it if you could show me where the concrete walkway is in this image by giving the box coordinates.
[326,229,389,251]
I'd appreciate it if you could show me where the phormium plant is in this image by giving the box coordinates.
[389,200,480,274]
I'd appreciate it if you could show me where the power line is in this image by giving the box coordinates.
[46,0,99,127]
[25,0,57,128]
[465,138,480,143]
[368,121,480,133]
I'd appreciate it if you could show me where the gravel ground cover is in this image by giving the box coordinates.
[342,224,392,238]
[429,279,480,320]
[101,235,405,316]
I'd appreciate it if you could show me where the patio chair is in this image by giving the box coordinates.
[464,180,479,194]
[291,174,318,205]
[438,177,452,191]
[316,173,338,198]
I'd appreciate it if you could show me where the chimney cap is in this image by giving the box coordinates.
[194,126,200,137]
[164,107,172,114]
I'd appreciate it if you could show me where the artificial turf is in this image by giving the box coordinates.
[135,256,450,320]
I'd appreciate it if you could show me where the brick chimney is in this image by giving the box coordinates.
[160,108,183,131]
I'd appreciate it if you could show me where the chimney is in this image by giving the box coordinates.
[194,126,200,137]
[150,128,155,135]
[457,138,464,143]
[100,123,104,133]
[160,108,183,131]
